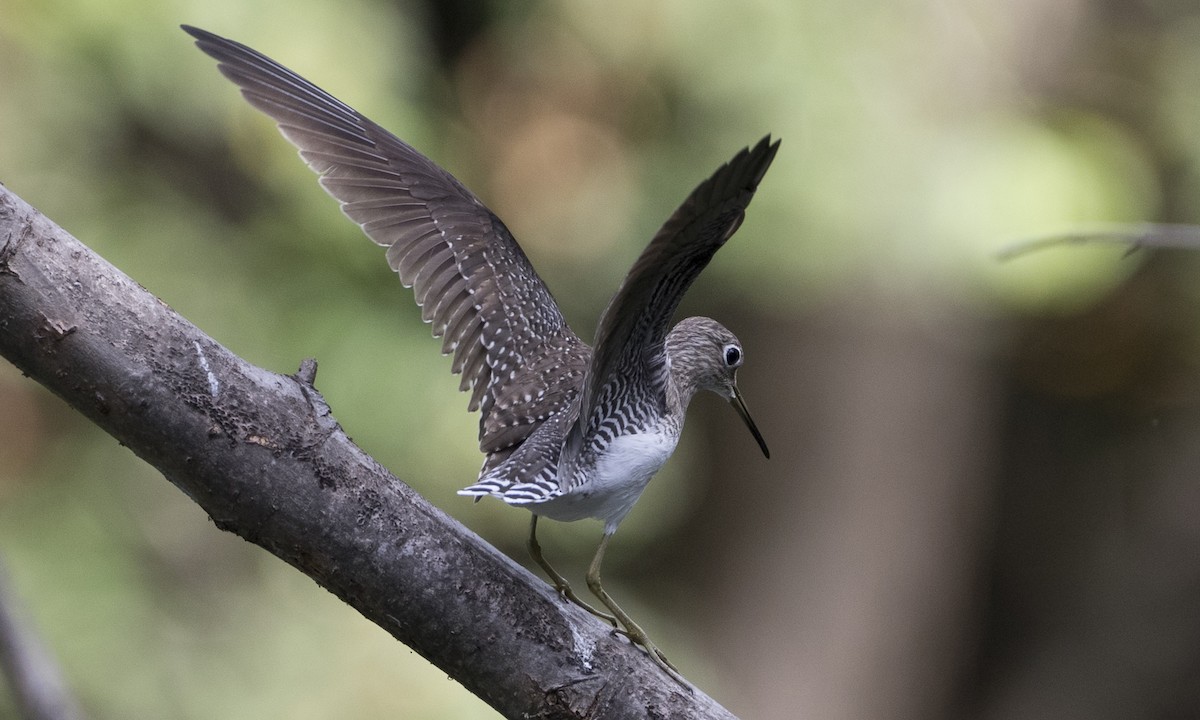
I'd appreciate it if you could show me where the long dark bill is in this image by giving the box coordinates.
[730,385,770,459]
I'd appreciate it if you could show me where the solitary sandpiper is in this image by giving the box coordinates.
[185,25,776,679]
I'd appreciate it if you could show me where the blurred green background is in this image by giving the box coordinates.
[3,0,1200,718]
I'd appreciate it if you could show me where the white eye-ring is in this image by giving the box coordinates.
[723,344,743,368]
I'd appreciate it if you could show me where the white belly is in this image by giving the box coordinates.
[534,430,678,530]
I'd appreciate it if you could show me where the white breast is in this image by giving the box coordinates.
[534,429,679,530]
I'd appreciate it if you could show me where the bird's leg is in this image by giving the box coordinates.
[527,515,617,626]
[586,532,686,684]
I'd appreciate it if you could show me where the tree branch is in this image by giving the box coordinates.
[0,558,87,720]
[0,183,737,719]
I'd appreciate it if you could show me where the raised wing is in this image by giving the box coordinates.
[564,136,779,465]
[183,26,589,456]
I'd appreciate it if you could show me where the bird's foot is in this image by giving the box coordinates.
[610,623,689,689]
[553,581,619,627]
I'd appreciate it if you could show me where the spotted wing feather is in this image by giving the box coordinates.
[183,26,589,459]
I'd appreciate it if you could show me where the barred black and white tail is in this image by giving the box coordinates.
[458,470,561,505]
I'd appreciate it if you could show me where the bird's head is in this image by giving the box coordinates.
[666,317,769,458]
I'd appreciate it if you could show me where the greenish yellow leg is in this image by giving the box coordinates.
[586,532,686,684]
[527,515,617,626]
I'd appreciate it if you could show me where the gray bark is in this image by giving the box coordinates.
[0,183,736,720]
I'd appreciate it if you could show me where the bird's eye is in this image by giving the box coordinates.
[723,344,742,367]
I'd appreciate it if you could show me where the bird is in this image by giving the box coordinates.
[183,24,776,678]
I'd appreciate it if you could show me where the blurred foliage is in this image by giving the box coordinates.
[4,0,1200,718]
